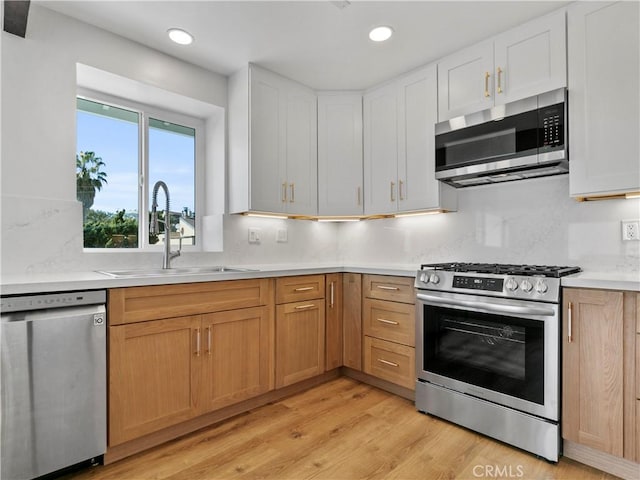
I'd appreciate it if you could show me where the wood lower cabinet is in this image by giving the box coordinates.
[325,273,343,371]
[202,306,274,412]
[275,275,326,388]
[362,274,415,390]
[108,279,274,447]
[109,315,203,446]
[343,273,362,371]
[562,288,638,462]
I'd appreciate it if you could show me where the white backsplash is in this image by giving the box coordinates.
[338,176,640,274]
[2,176,639,276]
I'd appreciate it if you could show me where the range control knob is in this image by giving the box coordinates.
[535,280,548,294]
[420,272,429,283]
[520,280,533,293]
[505,277,518,292]
[429,274,440,285]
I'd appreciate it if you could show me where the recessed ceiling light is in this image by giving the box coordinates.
[167,28,194,45]
[369,26,393,42]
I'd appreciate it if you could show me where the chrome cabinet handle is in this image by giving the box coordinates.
[282,182,287,203]
[484,71,491,97]
[377,285,399,291]
[497,67,503,94]
[377,358,399,368]
[377,318,399,325]
[567,302,573,343]
[295,304,315,310]
[294,286,314,292]
[330,282,335,308]
[390,181,396,202]
[195,328,201,357]
[207,327,212,355]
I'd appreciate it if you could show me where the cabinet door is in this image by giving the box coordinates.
[325,273,343,370]
[343,273,362,371]
[201,306,274,412]
[397,65,445,212]
[562,288,624,457]
[568,1,640,197]
[317,94,363,216]
[494,10,566,105]
[285,84,318,215]
[109,316,202,446]
[249,66,287,213]
[275,300,325,387]
[363,82,399,215]
[437,40,494,121]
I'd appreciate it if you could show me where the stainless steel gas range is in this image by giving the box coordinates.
[414,262,581,462]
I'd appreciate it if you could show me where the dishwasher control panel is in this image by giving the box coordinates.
[1,290,106,313]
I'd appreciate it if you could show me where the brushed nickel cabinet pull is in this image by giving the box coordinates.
[484,71,491,97]
[282,182,287,203]
[290,183,295,203]
[295,304,315,310]
[567,302,573,343]
[390,181,396,202]
[377,358,399,368]
[357,186,361,206]
[330,282,335,308]
[294,286,314,292]
[399,180,405,201]
[207,327,212,355]
[377,318,399,325]
[497,67,503,94]
[195,328,201,357]
[377,285,399,291]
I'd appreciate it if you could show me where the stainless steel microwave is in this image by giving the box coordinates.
[435,88,567,188]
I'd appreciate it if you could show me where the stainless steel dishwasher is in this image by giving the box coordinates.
[1,290,106,480]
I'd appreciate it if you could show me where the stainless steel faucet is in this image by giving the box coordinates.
[150,181,181,269]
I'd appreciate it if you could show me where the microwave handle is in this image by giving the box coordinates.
[416,293,556,318]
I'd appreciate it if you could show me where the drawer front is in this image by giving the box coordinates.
[109,278,273,325]
[363,275,415,304]
[276,275,325,304]
[363,336,415,390]
[363,298,415,347]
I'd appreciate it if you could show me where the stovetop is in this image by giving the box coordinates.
[419,262,581,278]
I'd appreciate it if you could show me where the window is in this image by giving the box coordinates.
[76,94,202,250]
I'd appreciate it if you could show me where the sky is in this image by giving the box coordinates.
[76,108,195,216]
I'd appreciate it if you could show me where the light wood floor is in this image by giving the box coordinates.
[65,377,618,480]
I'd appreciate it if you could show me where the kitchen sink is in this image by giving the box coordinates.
[97,266,257,278]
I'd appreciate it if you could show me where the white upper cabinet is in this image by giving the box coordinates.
[364,65,457,215]
[568,1,640,198]
[438,9,567,121]
[229,64,317,216]
[317,94,363,216]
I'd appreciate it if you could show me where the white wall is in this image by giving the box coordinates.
[1,5,637,277]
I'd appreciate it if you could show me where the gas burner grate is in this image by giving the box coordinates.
[420,262,581,278]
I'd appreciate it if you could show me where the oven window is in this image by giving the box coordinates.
[423,305,544,405]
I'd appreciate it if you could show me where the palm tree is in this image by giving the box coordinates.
[76,151,108,220]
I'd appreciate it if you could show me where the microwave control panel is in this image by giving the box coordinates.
[539,103,564,149]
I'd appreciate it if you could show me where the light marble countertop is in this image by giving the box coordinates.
[0,264,418,296]
[1,264,638,296]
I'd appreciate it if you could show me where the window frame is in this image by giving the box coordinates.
[77,88,205,252]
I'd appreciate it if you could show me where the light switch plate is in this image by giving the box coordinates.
[276,228,288,243]
[248,227,261,244]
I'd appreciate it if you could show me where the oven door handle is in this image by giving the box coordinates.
[416,293,556,317]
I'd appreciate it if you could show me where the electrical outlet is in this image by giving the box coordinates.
[621,220,640,241]
[248,227,261,244]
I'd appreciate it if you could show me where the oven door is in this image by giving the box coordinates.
[416,291,559,421]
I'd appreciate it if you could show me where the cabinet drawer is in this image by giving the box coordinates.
[363,298,415,347]
[363,336,415,390]
[276,275,325,304]
[363,275,414,304]
[109,279,273,325]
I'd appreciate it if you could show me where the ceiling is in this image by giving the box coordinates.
[39,1,569,91]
